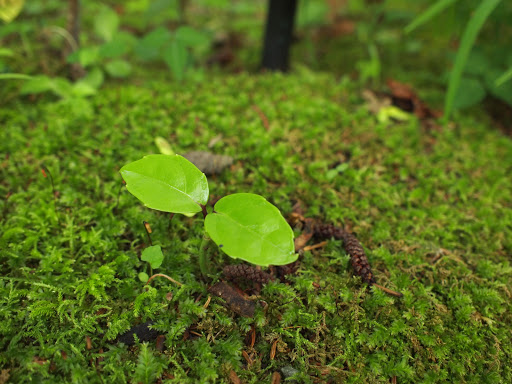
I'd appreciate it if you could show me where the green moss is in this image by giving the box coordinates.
[1,71,511,383]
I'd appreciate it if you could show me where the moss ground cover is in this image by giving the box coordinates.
[1,72,512,383]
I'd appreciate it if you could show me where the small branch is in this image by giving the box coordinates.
[201,204,208,219]
[146,273,183,287]
[373,283,403,298]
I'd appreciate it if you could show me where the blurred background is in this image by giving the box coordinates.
[1,0,512,128]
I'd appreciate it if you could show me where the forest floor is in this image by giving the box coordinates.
[1,70,512,383]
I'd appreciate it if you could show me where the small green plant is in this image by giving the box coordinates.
[120,154,296,271]
[405,0,511,117]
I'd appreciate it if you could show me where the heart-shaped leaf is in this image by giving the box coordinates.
[141,245,164,269]
[204,193,296,266]
[120,154,209,214]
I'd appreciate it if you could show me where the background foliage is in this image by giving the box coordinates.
[1,0,512,382]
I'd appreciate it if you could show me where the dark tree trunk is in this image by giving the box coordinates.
[67,0,85,80]
[261,0,297,72]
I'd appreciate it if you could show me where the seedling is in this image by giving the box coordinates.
[120,154,297,274]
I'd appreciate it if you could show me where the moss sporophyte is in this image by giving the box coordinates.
[120,154,297,276]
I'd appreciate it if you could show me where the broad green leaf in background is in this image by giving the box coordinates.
[0,0,24,22]
[120,154,209,214]
[445,0,502,118]
[19,75,73,98]
[77,67,104,90]
[71,82,97,97]
[404,0,459,34]
[99,31,136,59]
[19,75,54,94]
[204,193,296,266]
[94,5,119,42]
[155,136,175,155]
[452,77,486,110]
[141,245,164,269]
[105,60,132,78]
[135,27,172,61]
[164,39,188,81]
[175,26,210,48]
[68,46,100,68]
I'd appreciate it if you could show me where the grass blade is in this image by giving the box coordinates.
[0,73,32,80]
[445,0,502,119]
[495,66,512,87]
[404,0,459,34]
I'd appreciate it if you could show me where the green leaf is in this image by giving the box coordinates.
[404,0,459,34]
[204,193,296,266]
[105,60,132,78]
[155,136,175,155]
[71,81,97,97]
[94,5,119,42]
[98,31,136,59]
[134,27,172,61]
[445,0,502,118]
[78,67,104,90]
[175,26,210,48]
[138,272,149,283]
[19,75,54,94]
[120,154,209,214]
[0,0,25,22]
[163,39,188,81]
[68,46,100,68]
[452,77,486,110]
[141,245,164,269]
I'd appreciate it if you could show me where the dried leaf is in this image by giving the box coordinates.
[386,79,441,119]
[183,151,233,175]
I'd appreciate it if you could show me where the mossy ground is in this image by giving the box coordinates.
[1,70,511,383]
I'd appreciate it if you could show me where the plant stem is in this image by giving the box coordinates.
[199,237,211,277]
[201,204,208,219]
[146,273,183,287]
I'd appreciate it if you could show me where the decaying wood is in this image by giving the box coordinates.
[209,282,256,317]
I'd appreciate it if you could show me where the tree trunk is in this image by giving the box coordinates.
[261,0,297,72]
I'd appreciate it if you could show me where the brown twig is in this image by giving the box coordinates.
[373,283,403,298]
[146,273,183,287]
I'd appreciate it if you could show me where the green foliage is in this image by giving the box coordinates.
[406,0,507,117]
[444,0,502,118]
[94,5,120,42]
[120,154,209,214]
[1,69,512,383]
[205,193,296,266]
[141,245,164,269]
[133,343,166,384]
[121,155,296,267]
